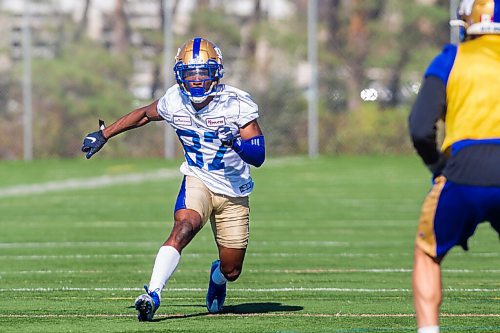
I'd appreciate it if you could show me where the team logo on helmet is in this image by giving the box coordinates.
[173,37,224,103]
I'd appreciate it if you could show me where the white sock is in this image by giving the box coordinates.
[418,326,439,333]
[211,263,228,285]
[148,246,181,297]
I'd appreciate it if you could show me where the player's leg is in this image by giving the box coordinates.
[413,177,488,332]
[413,245,442,331]
[218,245,246,281]
[206,246,246,313]
[412,177,447,331]
[206,195,249,313]
[145,208,204,293]
[136,176,212,321]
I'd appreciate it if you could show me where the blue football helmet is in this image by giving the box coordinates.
[173,37,224,103]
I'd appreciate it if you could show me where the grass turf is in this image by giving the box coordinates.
[0,156,498,332]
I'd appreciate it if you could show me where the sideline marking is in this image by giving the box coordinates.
[0,158,306,199]
[0,169,179,198]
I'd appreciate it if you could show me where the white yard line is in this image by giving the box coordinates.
[0,241,160,248]
[0,270,105,274]
[0,252,498,260]
[0,313,499,319]
[1,268,499,275]
[0,240,350,248]
[1,287,499,292]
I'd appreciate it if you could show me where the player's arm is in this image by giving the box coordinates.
[217,120,265,167]
[82,100,162,159]
[102,100,162,139]
[408,75,447,176]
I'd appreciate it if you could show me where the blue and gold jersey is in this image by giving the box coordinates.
[412,36,500,259]
[425,35,500,152]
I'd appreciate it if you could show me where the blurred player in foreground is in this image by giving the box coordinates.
[81,37,265,321]
[408,1,500,332]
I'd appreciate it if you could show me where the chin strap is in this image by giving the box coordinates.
[184,81,219,103]
[189,95,209,104]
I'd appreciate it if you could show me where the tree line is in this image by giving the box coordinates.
[0,0,450,159]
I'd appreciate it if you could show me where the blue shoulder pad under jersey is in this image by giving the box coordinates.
[424,44,457,86]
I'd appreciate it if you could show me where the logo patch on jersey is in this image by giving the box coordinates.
[239,180,254,193]
[206,117,226,128]
[174,116,192,126]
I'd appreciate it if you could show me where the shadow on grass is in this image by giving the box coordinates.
[224,302,303,314]
[151,302,303,322]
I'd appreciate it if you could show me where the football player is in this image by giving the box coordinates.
[82,37,265,321]
[408,1,500,332]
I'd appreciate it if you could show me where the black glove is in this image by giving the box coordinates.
[216,126,236,147]
[82,121,107,159]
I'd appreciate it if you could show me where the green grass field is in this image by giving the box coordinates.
[0,156,498,332]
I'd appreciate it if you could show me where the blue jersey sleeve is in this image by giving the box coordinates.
[424,44,458,86]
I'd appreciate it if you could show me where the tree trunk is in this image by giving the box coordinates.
[384,47,409,108]
[345,1,367,111]
[328,0,384,111]
[113,0,130,54]
[73,0,91,42]
[239,0,262,87]
[198,0,210,8]
[151,0,181,99]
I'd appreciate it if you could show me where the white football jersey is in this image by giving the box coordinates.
[157,84,259,197]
